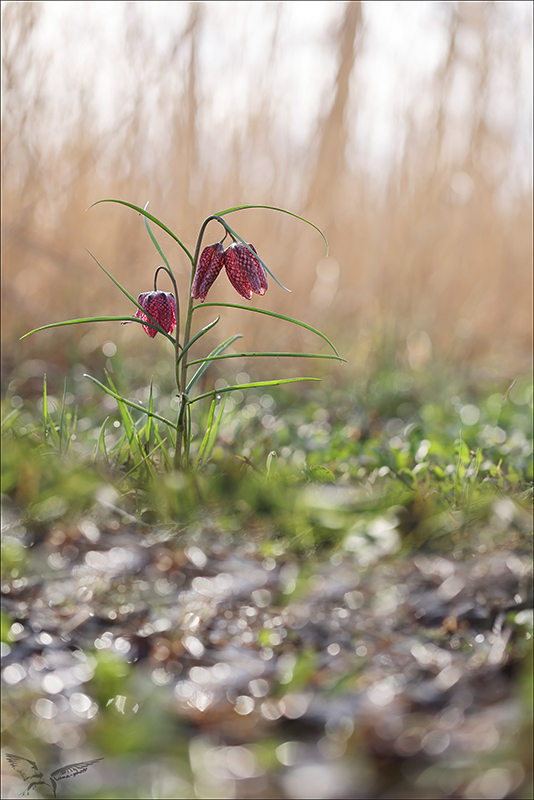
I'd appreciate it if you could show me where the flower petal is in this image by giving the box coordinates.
[127,291,176,337]
[192,243,225,301]
[223,244,254,300]
[246,243,268,295]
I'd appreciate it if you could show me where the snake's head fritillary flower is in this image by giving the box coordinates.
[224,242,268,301]
[191,242,225,302]
[123,291,177,338]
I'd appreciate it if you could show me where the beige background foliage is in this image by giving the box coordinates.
[2,1,532,382]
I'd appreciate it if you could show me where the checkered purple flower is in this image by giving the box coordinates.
[123,291,177,338]
[224,242,268,301]
[191,242,225,301]
[192,241,268,302]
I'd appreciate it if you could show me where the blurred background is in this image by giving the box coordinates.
[2,0,532,389]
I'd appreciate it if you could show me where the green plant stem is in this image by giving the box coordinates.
[170,276,181,396]
[174,393,189,470]
[180,215,220,387]
[174,214,222,470]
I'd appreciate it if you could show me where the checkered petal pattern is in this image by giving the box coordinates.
[191,243,225,302]
[223,242,268,301]
[128,291,177,338]
[191,241,268,302]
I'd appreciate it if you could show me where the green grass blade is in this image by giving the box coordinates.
[119,439,166,483]
[193,302,341,357]
[195,393,227,469]
[177,316,221,365]
[112,431,128,470]
[84,375,175,429]
[66,405,78,457]
[104,373,149,460]
[58,378,67,455]
[21,315,176,343]
[185,403,192,463]
[204,394,227,464]
[1,408,21,432]
[464,448,482,519]
[185,334,243,395]
[214,204,328,256]
[41,375,59,447]
[146,378,154,448]
[190,377,321,405]
[152,425,172,471]
[42,374,49,442]
[195,395,217,470]
[454,431,464,508]
[104,371,145,467]
[93,416,110,466]
[88,199,193,264]
[186,351,346,366]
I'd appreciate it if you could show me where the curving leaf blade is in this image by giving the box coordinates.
[190,377,321,406]
[88,199,193,263]
[185,334,243,395]
[193,302,341,357]
[214,203,328,256]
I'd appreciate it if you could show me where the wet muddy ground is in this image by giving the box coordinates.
[1,490,533,799]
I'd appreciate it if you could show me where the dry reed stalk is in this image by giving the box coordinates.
[1,1,531,391]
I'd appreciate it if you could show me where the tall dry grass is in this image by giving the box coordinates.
[2,1,532,391]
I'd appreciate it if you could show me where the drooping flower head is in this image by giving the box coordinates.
[124,291,177,338]
[191,240,268,302]
[191,242,224,301]
[224,242,268,300]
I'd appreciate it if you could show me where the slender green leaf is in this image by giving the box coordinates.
[190,377,321,405]
[216,218,290,292]
[104,371,145,468]
[41,375,60,447]
[195,395,217,470]
[58,378,67,455]
[187,351,346,365]
[185,334,243,395]
[146,378,154,447]
[1,408,21,432]
[21,315,176,343]
[85,249,177,344]
[214,203,328,256]
[119,439,166,483]
[42,374,49,442]
[193,302,341,357]
[131,414,157,482]
[88,199,193,263]
[177,316,220,365]
[454,431,464,507]
[113,431,128,470]
[84,375,175,429]
[152,425,173,471]
[66,405,78,458]
[144,216,173,276]
[204,394,227,466]
[195,394,227,470]
[185,403,192,463]
[93,416,110,466]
